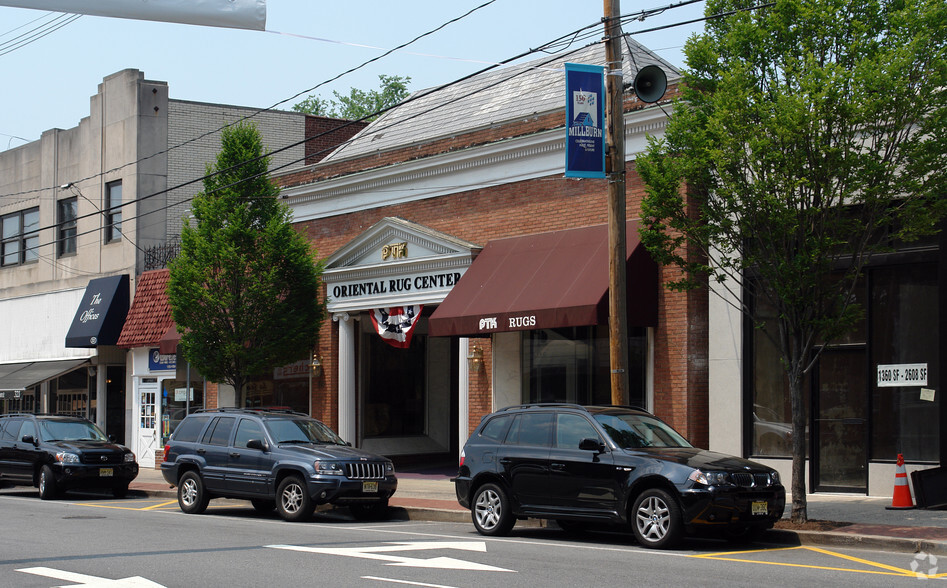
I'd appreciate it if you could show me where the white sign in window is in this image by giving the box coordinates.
[877,363,928,387]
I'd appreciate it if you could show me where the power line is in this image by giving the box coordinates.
[4,0,728,261]
[0,12,81,57]
[0,0,501,202]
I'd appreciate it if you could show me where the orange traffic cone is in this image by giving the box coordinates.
[886,453,915,510]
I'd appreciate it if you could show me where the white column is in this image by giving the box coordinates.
[95,367,107,431]
[335,312,357,445]
[458,337,470,453]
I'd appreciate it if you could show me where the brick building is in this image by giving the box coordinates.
[273,41,707,462]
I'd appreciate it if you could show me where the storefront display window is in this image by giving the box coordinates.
[871,263,939,462]
[52,368,90,418]
[522,326,648,408]
[749,261,940,470]
[243,360,310,415]
[161,378,204,444]
[0,386,36,414]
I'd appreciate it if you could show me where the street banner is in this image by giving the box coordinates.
[565,63,606,178]
[370,305,423,349]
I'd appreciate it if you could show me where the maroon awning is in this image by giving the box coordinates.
[158,323,181,355]
[428,221,657,337]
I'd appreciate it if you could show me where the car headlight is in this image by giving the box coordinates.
[313,460,345,475]
[385,461,395,475]
[56,452,80,464]
[769,470,780,485]
[124,452,136,463]
[688,469,733,486]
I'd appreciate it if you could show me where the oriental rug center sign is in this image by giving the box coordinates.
[327,268,467,313]
[331,271,463,300]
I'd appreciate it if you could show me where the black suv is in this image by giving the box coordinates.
[0,413,138,499]
[161,408,397,522]
[454,404,785,548]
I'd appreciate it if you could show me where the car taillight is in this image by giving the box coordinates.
[458,449,465,468]
[163,444,171,460]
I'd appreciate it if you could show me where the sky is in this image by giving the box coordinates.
[0,0,707,150]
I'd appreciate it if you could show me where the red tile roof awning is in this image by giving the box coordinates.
[428,221,657,337]
[116,269,174,349]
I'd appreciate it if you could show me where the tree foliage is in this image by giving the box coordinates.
[168,123,326,402]
[637,0,946,522]
[292,74,411,121]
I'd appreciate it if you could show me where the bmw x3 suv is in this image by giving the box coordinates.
[453,404,785,548]
[161,408,397,522]
[0,413,138,499]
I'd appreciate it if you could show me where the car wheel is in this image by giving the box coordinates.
[178,471,210,514]
[276,475,313,522]
[471,483,515,536]
[112,484,129,499]
[251,499,275,513]
[349,500,390,521]
[38,465,59,500]
[631,488,683,549]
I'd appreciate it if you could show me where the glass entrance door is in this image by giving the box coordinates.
[814,347,868,492]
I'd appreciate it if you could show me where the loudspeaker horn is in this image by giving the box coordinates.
[633,65,667,103]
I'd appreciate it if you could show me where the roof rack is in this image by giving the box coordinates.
[191,407,309,417]
[495,403,589,412]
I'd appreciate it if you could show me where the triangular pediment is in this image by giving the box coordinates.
[326,217,479,269]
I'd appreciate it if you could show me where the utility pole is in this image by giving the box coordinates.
[604,0,629,406]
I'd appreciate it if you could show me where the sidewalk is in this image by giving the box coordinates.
[130,467,947,554]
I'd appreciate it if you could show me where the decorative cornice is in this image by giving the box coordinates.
[284,107,670,222]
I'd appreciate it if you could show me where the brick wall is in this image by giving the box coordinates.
[166,101,306,240]
[304,116,368,165]
[292,158,709,442]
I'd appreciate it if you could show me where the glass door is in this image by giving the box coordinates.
[813,347,868,492]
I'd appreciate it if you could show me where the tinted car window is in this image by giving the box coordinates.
[172,416,210,442]
[18,420,36,441]
[233,418,264,448]
[203,417,236,446]
[0,418,22,440]
[266,417,344,444]
[506,413,553,447]
[555,413,600,449]
[480,415,512,442]
[594,413,691,449]
[39,419,108,442]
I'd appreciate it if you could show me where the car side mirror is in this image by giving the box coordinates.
[579,438,605,453]
[246,439,268,452]
[21,435,38,446]
[109,434,117,443]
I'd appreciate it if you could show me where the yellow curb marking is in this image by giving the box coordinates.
[694,545,947,578]
[142,500,179,511]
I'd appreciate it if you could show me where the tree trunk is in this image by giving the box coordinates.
[789,369,808,523]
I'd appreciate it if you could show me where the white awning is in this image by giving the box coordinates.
[0,359,89,392]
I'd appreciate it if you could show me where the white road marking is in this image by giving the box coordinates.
[267,541,514,572]
[363,576,458,587]
[16,566,166,587]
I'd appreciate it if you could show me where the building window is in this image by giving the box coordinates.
[57,197,77,257]
[522,326,648,409]
[105,181,122,243]
[1,207,39,267]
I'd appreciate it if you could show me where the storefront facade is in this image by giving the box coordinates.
[710,233,945,497]
[277,42,709,460]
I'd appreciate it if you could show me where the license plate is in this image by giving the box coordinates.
[362,481,378,493]
[751,500,768,515]
[99,468,113,477]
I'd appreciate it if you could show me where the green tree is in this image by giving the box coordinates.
[292,74,411,121]
[637,0,946,522]
[168,123,326,403]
